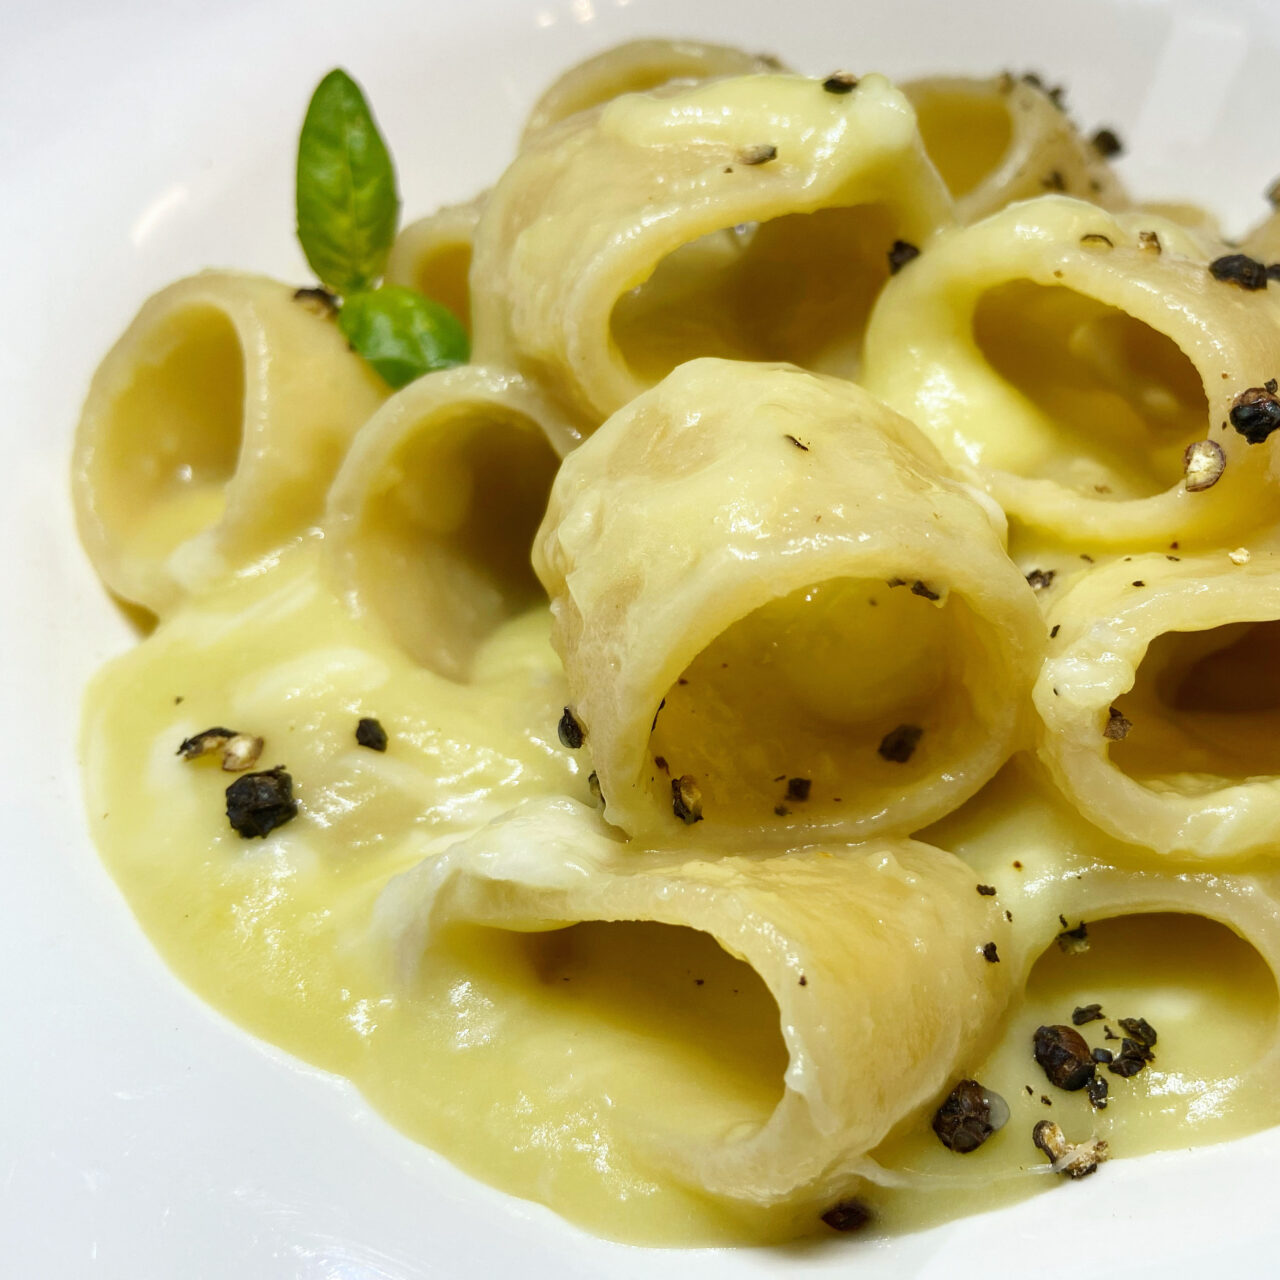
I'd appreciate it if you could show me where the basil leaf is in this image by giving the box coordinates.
[296,69,400,296]
[338,287,470,389]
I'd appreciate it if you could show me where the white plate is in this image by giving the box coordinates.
[5,0,1280,1274]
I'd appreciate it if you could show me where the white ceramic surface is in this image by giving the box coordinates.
[5,0,1280,1274]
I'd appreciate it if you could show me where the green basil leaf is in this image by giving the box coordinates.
[296,69,400,296]
[338,287,470,388]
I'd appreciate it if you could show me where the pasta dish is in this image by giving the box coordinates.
[71,39,1280,1245]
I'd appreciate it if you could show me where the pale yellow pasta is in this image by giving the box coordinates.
[72,271,385,615]
[71,45,1280,1250]
[534,358,1043,847]
[386,194,486,332]
[375,797,1013,1208]
[862,195,1280,547]
[519,37,787,145]
[1035,550,1280,859]
[903,73,1127,223]
[322,365,570,681]
[471,72,953,431]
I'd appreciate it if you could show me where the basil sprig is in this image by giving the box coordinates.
[338,287,469,389]
[295,69,469,387]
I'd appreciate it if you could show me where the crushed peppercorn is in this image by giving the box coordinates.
[878,723,923,763]
[1090,126,1123,157]
[557,707,585,749]
[225,767,298,839]
[1210,253,1269,290]
[982,942,1000,963]
[1050,625,1061,639]
[1041,170,1066,191]
[1072,1003,1104,1026]
[292,285,339,317]
[1086,1076,1109,1109]
[355,717,388,752]
[820,1198,872,1231]
[821,72,859,93]
[1032,1120,1109,1178]
[1183,438,1226,491]
[1118,1016,1157,1048]
[786,777,811,801]
[976,884,997,896]
[1057,920,1090,955]
[1138,229,1161,254]
[672,775,704,824]
[1026,568,1055,590]
[178,727,238,760]
[1103,707,1132,741]
[1229,384,1280,443]
[1108,1037,1154,1077]
[932,1079,1007,1153]
[222,734,265,772]
[909,580,940,600]
[1033,1024,1095,1090]
[887,240,921,274]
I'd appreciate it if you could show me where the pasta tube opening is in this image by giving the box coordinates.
[536,359,1043,847]
[909,82,1013,201]
[471,73,953,430]
[611,204,898,386]
[82,304,244,591]
[903,75,1127,223]
[73,272,387,615]
[648,576,996,829]
[862,197,1280,547]
[436,919,789,1130]
[1024,911,1278,1120]
[1036,554,1280,857]
[972,281,1208,499]
[324,366,567,681]
[387,197,484,332]
[1110,621,1280,786]
[519,38,787,144]
[376,799,1014,1207]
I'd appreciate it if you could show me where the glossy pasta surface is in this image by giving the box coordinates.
[74,39,1280,1246]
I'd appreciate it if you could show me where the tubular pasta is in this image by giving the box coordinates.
[519,38,788,144]
[72,271,385,616]
[375,797,1014,1207]
[1035,550,1280,859]
[862,195,1280,547]
[903,74,1127,224]
[322,365,570,681]
[387,194,486,333]
[470,72,953,431]
[533,358,1043,846]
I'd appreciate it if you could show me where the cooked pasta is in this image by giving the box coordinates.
[73,39,1280,1249]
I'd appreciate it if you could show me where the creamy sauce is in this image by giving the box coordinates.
[83,540,1280,1245]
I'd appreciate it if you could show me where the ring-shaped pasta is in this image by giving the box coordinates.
[72,271,386,616]
[519,38,787,145]
[1035,550,1280,859]
[323,366,570,682]
[386,194,486,333]
[903,74,1127,223]
[471,73,954,431]
[534,358,1043,847]
[375,797,1014,1208]
[862,196,1280,548]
